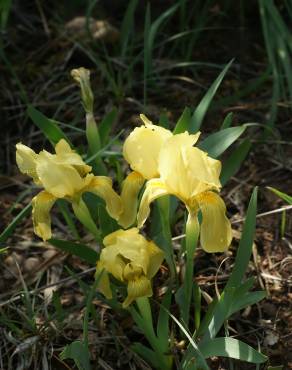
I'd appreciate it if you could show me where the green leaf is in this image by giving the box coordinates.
[220,139,252,185]
[120,0,139,57]
[190,59,233,133]
[157,289,172,351]
[229,291,266,315]
[267,187,292,205]
[60,340,91,370]
[99,107,118,146]
[225,187,258,290]
[199,337,267,363]
[173,107,192,134]
[202,288,235,342]
[97,204,119,239]
[221,112,233,129]
[199,125,246,158]
[49,238,98,265]
[27,105,70,146]
[0,203,32,244]
[131,343,159,369]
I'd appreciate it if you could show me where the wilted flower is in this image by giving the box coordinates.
[137,132,232,253]
[96,228,164,307]
[16,139,122,240]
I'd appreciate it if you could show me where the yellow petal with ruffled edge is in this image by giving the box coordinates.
[197,191,232,253]
[100,245,126,281]
[103,227,139,246]
[96,261,112,299]
[16,143,40,184]
[158,132,221,200]
[118,171,144,228]
[54,139,92,176]
[36,151,87,198]
[122,275,152,308]
[146,241,164,279]
[32,191,56,241]
[103,228,150,276]
[137,179,169,228]
[85,176,122,220]
[123,115,172,180]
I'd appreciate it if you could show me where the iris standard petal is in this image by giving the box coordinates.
[36,152,85,197]
[122,276,152,308]
[184,146,221,194]
[85,176,122,220]
[54,139,92,176]
[104,228,150,275]
[16,143,40,184]
[123,116,172,180]
[158,132,201,199]
[100,245,126,281]
[32,191,56,241]
[96,261,112,299]
[137,179,169,228]
[146,241,164,279]
[103,228,139,247]
[118,171,144,228]
[197,191,232,253]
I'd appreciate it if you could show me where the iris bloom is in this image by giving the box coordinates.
[137,132,232,253]
[16,139,122,241]
[96,228,164,307]
[117,114,172,228]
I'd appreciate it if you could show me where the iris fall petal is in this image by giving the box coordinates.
[32,191,56,241]
[197,191,232,253]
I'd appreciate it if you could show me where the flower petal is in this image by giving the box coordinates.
[158,132,221,201]
[118,171,145,228]
[55,139,92,176]
[100,245,126,281]
[103,228,150,276]
[122,276,152,308]
[146,241,164,279]
[103,227,139,247]
[96,261,112,299]
[123,117,172,180]
[197,191,232,253]
[137,179,169,228]
[16,143,40,184]
[32,191,56,241]
[36,151,86,197]
[85,176,122,220]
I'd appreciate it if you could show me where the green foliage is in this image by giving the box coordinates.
[27,106,70,147]
[60,341,91,370]
[49,238,98,265]
[199,337,267,363]
[0,203,32,244]
[267,187,292,204]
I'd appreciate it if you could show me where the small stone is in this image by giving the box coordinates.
[42,249,57,260]
[23,257,39,272]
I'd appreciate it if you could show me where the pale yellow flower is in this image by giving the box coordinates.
[96,228,164,307]
[123,114,172,180]
[117,114,172,228]
[16,139,122,241]
[137,132,232,253]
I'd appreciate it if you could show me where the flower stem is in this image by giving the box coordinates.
[182,213,199,327]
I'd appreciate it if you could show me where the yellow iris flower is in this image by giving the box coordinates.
[136,132,232,253]
[96,228,164,307]
[16,139,122,241]
[116,114,172,228]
